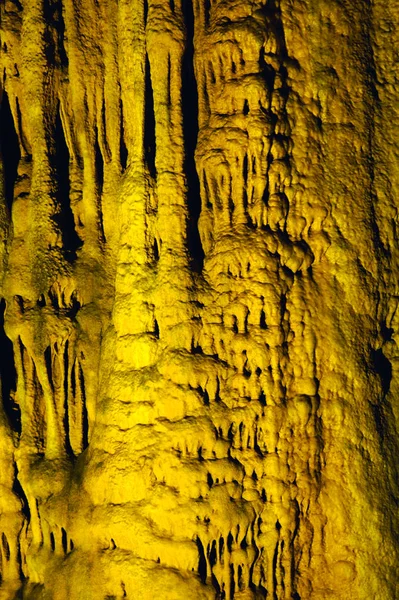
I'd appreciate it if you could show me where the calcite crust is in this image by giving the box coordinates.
[0,0,399,598]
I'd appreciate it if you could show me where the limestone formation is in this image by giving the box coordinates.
[0,0,399,598]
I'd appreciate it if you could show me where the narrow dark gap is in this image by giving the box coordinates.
[167,54,172,108]
[152,238,160,262]
[259,48,276,92]
[144,55,157,179]
[219,537,224,558]
[71,359,77,397]
[51,105,83,261]
[227,532,234,552]
[260,309,267,329]
[13,464,30,521]
[143,0,148,26]
[169,0,175,12]
[272,541,279,600]
[204,0,211,26]
[119,99,128,171]
[94,126,104,196]
[0,91,21,212]
[371,347,392,396]
[57,2,68,68]
[66,292,81,319]
[0,300,20,434]
[50,532,55,552]
[181,0,204,272]
[94,126,106,244]
[61,527,68,554]
[15,98,29,157]
[230,564,235,599]
[44,346,53,391]
[196,536,207,583]
[153,318,159,339]
[2,533,10,561]
[63,342,73,457]
[209,540,217,566]
[43,0,68,68]
[79,363,89,450]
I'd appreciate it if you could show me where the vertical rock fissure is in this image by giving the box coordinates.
[0,91,20,213]
[182,0,204,272]
[144,53,157,180]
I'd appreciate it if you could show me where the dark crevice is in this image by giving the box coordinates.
[0,300,20,433]
[209,540,217,566]
[260,309,267,329]
[44,346,53,391]
[0,91,20,212]
[227,532,234,552]
[94,126,104,196]
[152,238,160,262]
[61,528,67,554]
[167,54,172,108]
[119,99,128,171]
[43,0,68,68]
[204,0,211,27]
[2,533,10,561]
[12,464,30,521]
[144,55,157,179]
[50,532,55,552]
[371,347,392,396]
[51,106,83,260]
[94,126,106,244]
[182,0,204,272]
[272,542,279,600]
[15,98,30,156]
[63,341,73,457]
[230,564,235,599]
[153,318,159,339]
[79,363,89,450]
[196,536,207,583]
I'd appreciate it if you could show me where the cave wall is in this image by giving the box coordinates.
[0,0,399,598]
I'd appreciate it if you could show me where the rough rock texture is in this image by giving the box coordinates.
[0,0,399,598]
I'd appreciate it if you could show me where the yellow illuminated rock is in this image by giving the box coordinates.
[0,0,399,598]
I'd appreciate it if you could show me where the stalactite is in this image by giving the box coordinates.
[0,0,398,598]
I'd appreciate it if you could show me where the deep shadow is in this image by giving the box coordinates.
[196,536,207,583]
[0,91,20,212]
[0,299,20,434]
[144,55,157,179]
[43,0,68,68]
[51,106,82,260]
[94,126,106,244]
[62,341,74,457]
[12,464,30,521]
[371,347,392,396]
[182,0,204,272]
[79,363,89,450]
[119,99,128,171]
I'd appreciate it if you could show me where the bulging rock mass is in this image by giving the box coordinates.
[0,0,399,598]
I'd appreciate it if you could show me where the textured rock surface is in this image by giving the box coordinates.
[1,0,399,598]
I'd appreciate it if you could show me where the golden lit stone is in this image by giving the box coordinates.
[0,0,399,598]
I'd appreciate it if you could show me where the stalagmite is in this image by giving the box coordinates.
[0,0,399,598]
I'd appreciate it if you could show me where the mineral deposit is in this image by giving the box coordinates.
[0,0,399,598]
